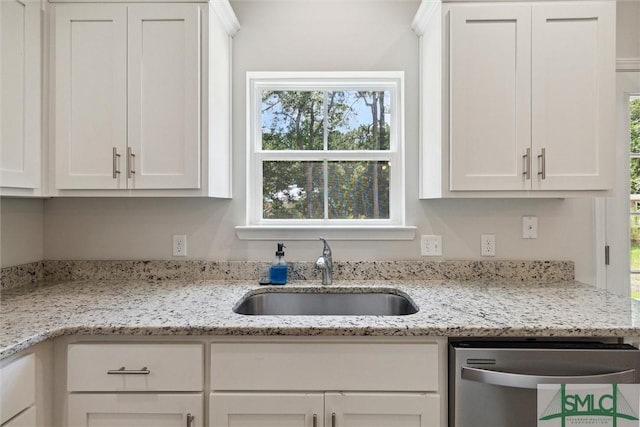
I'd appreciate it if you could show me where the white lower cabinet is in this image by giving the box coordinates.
[62,338,445,427]
[209,340,445,427]
[210,392,323,427]
[325,392,439,427]
[0,354,35,426]
[67,394,203,427]
[210,392,438,427]
[66,343,204,427]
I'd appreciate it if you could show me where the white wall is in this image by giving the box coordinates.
[5,0,634,285]
[39,0,595,283]
[617,0,640,60]
[0,198,44,267]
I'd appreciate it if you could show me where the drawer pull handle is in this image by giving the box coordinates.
[186,413,195,427]
[332,412,336,427]
[312,414,317,427]
[107,366,150,375]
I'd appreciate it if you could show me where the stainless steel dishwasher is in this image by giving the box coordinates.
[450,340,640,427]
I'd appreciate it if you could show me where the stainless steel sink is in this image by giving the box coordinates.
[233,289,419,316]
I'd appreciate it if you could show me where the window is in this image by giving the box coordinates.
[240,72,412,240]
[629,95,640,299]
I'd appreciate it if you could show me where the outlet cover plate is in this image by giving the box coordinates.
[173,235,187,257]
[481,234,496,257]
[421,235,442,256]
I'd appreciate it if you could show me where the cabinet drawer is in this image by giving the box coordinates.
[0,354,35,425]
[67,344,203,392]
[211,342,439,392]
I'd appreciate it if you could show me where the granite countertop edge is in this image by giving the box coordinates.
[2,278,639,359]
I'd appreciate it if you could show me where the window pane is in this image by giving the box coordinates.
[263,161,324,219]
[327,161,390,219]
[630,96,639,153]
[631,96,640,301]
[631,157,640,197]
[327,91,391,151]
[631,273,640,299]
[261,91,324,150]
[631,216,640,270]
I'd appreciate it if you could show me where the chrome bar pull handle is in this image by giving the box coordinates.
[186,413,195,427]
[537,148,546,180]
[112,147,121,179]
[522,148,531,180]
[312,414,317,427]
[106,366,150,375]
[127,147,136,179]
[331,412,336,427]
[461,366,636,389]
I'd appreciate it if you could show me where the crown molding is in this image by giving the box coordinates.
[212,0,241,37]
[411,0,439,36]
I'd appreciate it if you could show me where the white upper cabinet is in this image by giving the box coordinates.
[0,0,42,196]
[127,4,200,189]
[54,4,127,190]
[449,5,532,191]
[414,0,615,198]
[51,0,238,197]
[531,3,615,191]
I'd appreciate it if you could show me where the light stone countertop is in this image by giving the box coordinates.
[1,278,639,359]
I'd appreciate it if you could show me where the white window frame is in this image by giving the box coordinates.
[237,71,415,241]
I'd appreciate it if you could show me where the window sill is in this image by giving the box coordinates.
[235,225,417,241]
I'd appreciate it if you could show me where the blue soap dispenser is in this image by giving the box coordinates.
[269,243,288,285]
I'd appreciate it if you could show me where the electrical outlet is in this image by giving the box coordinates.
[421,235,442,256]
[481,234,496,257]
[173,235,187,257]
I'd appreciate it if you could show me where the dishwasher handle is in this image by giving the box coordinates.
[461,366,636,389]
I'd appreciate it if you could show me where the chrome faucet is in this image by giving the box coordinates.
[316,237,333,285]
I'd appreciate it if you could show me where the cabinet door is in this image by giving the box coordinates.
[0,354,35,425]
[449,5,531,191]
[127,4,201,189]
[54,4,127,190]
[67,394,203,427]
[2,406,36,427]
[531,2,615,190]
[1,0,41,189]
[325,393,440,427]
[210,392,323,427]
